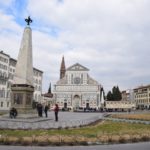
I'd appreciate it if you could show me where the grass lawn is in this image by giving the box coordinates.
[110,113,150,121]
[0,121,150,145]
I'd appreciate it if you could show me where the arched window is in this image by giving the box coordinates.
[3,72,7,78]
[71,74,73,84]
[7,102,9,107]
[7,90,10,98]
[38,86,41,91]
[81,74,83,84]
[2,88,5,98]
[39,80,41,84]
[1,102,3,107]
[0,88,2,98]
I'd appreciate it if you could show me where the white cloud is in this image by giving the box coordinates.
[1,0,150,93]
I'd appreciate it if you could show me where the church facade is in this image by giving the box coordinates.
[53,57,103,110]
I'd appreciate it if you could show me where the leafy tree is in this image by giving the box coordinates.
[115,86,122,100]
[106,86,122,101]
[107,91,114,101]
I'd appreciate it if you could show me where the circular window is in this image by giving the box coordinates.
[74,77,80,84]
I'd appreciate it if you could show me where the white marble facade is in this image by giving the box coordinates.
[53,63,102,110]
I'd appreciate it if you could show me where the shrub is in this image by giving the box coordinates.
[64,126,69,129]
[141,135,150,142]
[57,126,62,130]
[108,137,113,143]
[79,141,88,145]
[131,137,139,143]
[118,137,126,143]
[37,141,49,146]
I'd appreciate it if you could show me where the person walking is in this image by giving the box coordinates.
[54,104,59,121]
[44,105,49,118]
[37,103,43,117]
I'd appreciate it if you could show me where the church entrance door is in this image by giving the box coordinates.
[73,95,80,109]
[64,102,67,109]
[86,103,89,109]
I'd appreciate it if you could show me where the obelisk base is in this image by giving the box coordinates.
[11,84,36,114]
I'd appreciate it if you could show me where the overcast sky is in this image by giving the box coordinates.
[0,0,150,93]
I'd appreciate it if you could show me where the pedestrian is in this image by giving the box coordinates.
[37,103,43,117]
[39,103,43,117]
[9,107,18,118]
[54,104,59,121]
[44,105,49,118]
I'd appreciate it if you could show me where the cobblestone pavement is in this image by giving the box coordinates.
[0,112,103,129]
[0,142,149,150]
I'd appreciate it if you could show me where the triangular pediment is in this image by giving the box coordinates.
[67,63,89,71]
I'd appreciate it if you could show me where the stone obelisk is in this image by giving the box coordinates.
[11,16,35,114]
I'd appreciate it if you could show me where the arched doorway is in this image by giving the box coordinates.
[86,100,89,109]
[64,99,67,109]
[73,95,80,109]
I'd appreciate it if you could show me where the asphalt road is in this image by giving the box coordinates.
[0,142,149,150]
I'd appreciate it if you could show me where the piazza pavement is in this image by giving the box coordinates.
[0,111,150,129]
[0,111,103,129]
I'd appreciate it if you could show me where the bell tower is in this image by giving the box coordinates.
[60,56,66,79]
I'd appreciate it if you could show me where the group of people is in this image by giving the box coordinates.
[36,103,49,118]
[36,103,59,121]
[9,104,59,121]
